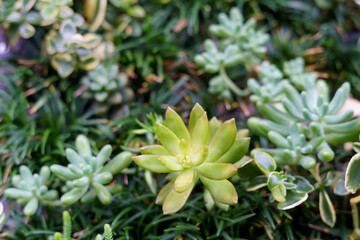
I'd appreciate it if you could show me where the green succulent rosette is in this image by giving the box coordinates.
[50,135,132,205]
[4,166,58,216]
[133,104,249,214]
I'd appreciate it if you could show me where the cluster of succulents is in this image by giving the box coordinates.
[44,17,115,78]
[208,7,269,68]
[248,58,360,164]
[4,166,58,216]
[0,0,74,42]
[81,63,134,107]
[50,135,132,205]
[0,0,41,40]
[245,58,360,227]
[251,122,323,170]
[195,7,269,100]
[133,104,250,214]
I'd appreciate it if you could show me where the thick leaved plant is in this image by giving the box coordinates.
[133,104,249,214]
[5,166,58,216]
[51,135,132,205]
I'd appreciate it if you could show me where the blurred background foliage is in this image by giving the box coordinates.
[0,0,360,239]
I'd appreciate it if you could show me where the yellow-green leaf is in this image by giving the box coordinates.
[140,145,170,156]
[191,112,210,152]
[196,163,237,180]
[189,103,205,135]
[156,123,180,156]
[165,107,190,142]
[174,168,195,193]
[162,179,195,214]
[200,176,238,205]
[206,119,236,163]
[132,155,171,173]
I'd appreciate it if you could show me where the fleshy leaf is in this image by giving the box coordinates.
[319,189,336,227]
[188,103,205,135]
[156,182,174,205]
[277,190,308,210]
[61,187,88,205]
[217,138,250,164]
[165,107,190,142]
[345,153,360,193]
[254,152,276,174]
[206,119,237,163]
[100,151,132,175]
[96,145,112,167]
[158,156,183,171]
[132,155,171,173]
[271,184,286,203]
[196,163,237,180]
[93,182,112,205]
[191,112,210,152]
[140,145,170,156]
[162,180,195,214]
[24,197,38,216]
[156,123,180,156]
[200,176,238,205]
[50,164,82,180]
[76,135,92,157]
[174,168,195,193]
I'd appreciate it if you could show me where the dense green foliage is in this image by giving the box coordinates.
[1,0,360,239]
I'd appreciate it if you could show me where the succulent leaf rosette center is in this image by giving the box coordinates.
[133,104,250,214]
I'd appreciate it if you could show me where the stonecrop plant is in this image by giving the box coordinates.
[247,152,314,210]
[133,104,250,214]
[195,7,269,100]
[4,166,58,216]
[81,63,134,107]
[50,135,132,205]
[245,57,360,227]
[248,58,360,163]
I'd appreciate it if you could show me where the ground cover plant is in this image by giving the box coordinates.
[1,0,360,239]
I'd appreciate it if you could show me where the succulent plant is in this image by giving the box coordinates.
[4,165,58,216]
[44,17,115,78]
[50,135,132,205]
[247,152,314,210]
[81,63,134,104]
[248,60,360,162]
[248,61,290,105]
[194,7,269,100]
[133,104,250,214]
[195,40,246,99]
[209,7,269,67]
[36,0,73,26]
[283,57,317,90]
[0,0,42,40]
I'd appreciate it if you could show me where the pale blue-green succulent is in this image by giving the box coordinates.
[5,165,58,216]
[50,135,132,205]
